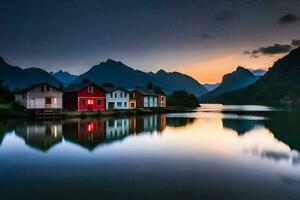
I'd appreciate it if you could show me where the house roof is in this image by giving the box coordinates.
[15,82,62,94]
[102,86,129,93]
[64,82,104,93]
[130,88,158,96]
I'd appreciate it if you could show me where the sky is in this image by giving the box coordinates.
[1,0,300,83]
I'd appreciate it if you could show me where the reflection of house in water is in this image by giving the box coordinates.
[130,114,166,134]
[62,115,168,150]
[62,119,106,150]
[106,118,130,140]
[15,122,62,152]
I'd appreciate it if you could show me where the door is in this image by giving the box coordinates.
[108,102,115,110]
[45,97,52,108]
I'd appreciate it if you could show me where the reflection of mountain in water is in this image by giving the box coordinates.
[15,122,63,152]
[0,121,16,145]
[263,112,300,152]
[222,119,259,135]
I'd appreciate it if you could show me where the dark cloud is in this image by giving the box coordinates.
[200,33,212,39]
[278,14,299,24]
[244,44,292,58]
[291,39,300,46]
[215,10,235,22]
[243,50,251,55]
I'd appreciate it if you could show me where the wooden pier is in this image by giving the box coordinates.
[31,109,62,119]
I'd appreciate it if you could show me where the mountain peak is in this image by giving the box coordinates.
[157,69,167,74]
[236,66,248,72]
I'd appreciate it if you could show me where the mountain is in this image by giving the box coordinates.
[0,57,61,90]
[218,47,300,105]
[251,69,267,77]
[75,59,208,97]
[200,66,258,101]
[203,83,220,91]
[51,70,78,85]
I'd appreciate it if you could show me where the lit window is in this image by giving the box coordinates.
[88,99,93,105]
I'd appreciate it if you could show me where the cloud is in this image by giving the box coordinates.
[244,44,292,58]
[200,33,212,39]
[215,10,235,22]
[278,14,299,24]
[291,39,300,47]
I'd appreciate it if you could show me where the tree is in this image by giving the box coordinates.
[167,90,199,108]
[102,82,114,87]
[147,82,153,89]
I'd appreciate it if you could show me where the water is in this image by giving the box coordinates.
[1,104,300,200]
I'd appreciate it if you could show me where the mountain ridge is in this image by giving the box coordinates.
[75,59,208,97]
[217,47,300,104]
[200,66,258,101]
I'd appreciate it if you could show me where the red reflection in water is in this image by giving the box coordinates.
[87,122,95,133]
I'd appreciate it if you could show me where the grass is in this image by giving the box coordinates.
[0,102,14,112]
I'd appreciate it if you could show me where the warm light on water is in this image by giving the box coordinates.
[0,104,299,199]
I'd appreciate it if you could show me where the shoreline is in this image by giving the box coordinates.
[0,106,197,120]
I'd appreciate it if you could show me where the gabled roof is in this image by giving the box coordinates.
[15,82,62,94]
[102,86,129,93]
[64,82,104,93]
[130,88,158,96]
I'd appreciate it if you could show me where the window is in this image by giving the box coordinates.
[41,86,45,92]
[115,93,117,98]
[131,103,135,108]
[161,96,164,101]
[81,99,86,105]
[124,102,127,107]
[117,102,122,107]
[111,93,113,98]
[97,99,101,105]
[120,92,123,98]
[125,93,127,98]
[88,86,93,93]
[88,99,93,105]
[45,97,51,104]
[22,94,25,99]
[46,86,50,91]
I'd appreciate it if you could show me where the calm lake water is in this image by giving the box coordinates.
[1,104,300,200]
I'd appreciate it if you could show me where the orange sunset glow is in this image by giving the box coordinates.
[174,52,285,84]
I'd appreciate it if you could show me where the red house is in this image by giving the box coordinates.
[63,81,106,111]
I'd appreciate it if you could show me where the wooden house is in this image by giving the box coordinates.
[15,83,63,110]
[156,90,167,107]
[63,81,106,111]
[130,88,158,108]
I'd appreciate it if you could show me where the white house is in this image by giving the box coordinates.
[102,87,130,110]
[15,83,63,110]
